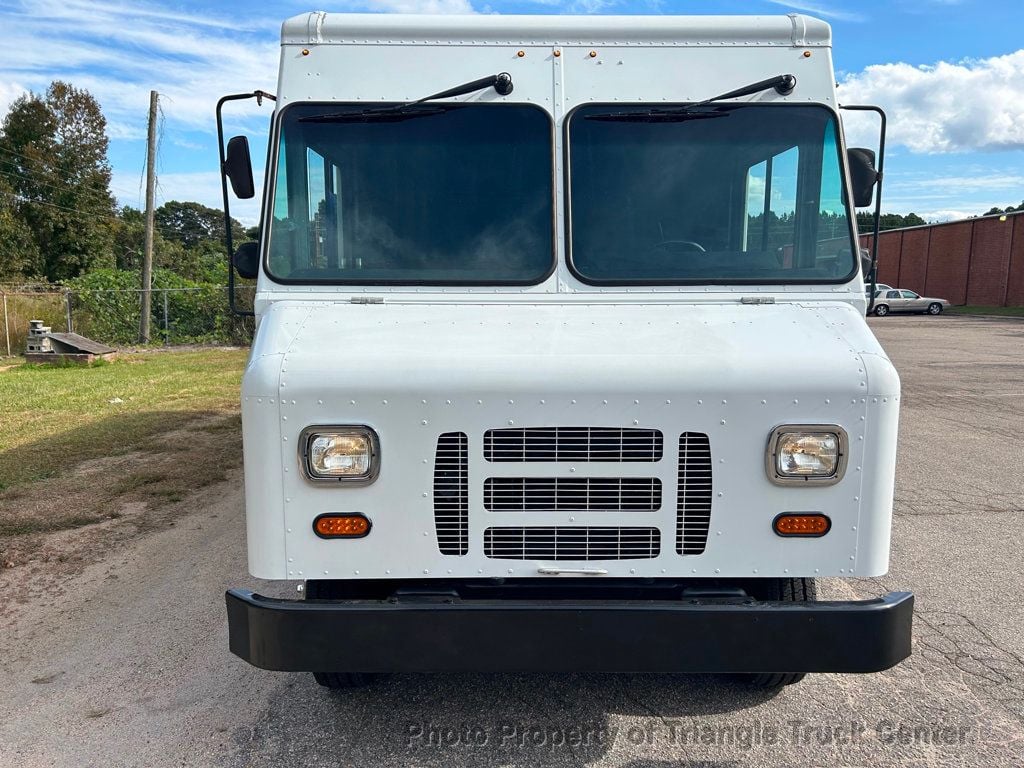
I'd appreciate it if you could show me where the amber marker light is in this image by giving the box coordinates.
[773,513,831,537]
[313,514,371,539]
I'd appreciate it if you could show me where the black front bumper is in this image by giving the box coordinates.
[226,588,913,674]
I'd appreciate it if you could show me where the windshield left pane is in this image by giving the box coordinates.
[267,103,554,284]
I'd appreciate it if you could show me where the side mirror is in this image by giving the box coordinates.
[223,136,255,199]
[847,148,879,208]
[233,241,260,279]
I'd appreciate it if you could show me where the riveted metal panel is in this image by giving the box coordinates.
[241,300,898,581]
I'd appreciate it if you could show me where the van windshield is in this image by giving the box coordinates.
[267,103,554,284]
[566,104,856,284]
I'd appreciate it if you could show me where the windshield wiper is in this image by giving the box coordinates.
[299,72,513,123]
[298,104,458,124]
[586,109,730,123]
[584,73,796,122]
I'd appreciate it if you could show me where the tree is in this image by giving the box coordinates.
[155,200,244,250]
[0,81,116,281]
[856,211,927,232]
[0,178,40,281]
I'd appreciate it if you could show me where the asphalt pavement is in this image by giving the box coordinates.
[1,314,1022,767]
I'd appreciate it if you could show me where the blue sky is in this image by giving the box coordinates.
[2,0,1023,225]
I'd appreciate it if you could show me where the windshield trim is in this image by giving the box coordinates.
[562,101,860,287]
[261,101,558,287]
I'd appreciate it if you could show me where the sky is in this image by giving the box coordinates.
[2,0,1024,226]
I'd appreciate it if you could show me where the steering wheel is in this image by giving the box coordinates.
[652,240,707,255]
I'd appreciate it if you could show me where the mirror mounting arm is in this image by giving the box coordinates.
[216,91,276,318]
[841,105,887,315]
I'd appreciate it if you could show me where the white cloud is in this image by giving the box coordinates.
[763,0,865,22]
[110,168,265,226]
[838,50,1024,153]
[359,0,475,11]
[888,174,1024,193]
[0,0,280,140]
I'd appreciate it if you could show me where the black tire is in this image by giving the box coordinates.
[927,303,942,315]
[741,578,817,689]
[313,672,378,689]
[874,304,890,317]
[305,580,381,689]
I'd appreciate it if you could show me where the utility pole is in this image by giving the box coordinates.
[139,90,158,343]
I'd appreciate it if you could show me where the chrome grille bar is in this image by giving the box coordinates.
[433,432,469,555]
[483,477,662,512]
[484,526,660,560]
[676,432,713,555]
[483,427,663,462]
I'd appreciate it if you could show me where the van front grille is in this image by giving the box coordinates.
[676,432,713,555]
[433,432,469,555]
[483,477,661,512]
[484,526,660,560]
[483,427,663,462]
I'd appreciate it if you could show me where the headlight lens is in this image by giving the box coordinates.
[302,427,379,482]
[768,426,846,484]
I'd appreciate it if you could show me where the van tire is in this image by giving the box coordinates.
[313,672,378,689]
[739,578,817,689]
[874,304,889,316]
[304,581,382,689]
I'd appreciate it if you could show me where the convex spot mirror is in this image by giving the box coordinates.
[233,241,259,279]
[223,135,255,199]
[847,148,879,208]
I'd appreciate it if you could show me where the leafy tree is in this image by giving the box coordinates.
[0,178,40,281]
[155,200,244,250]
[856,211,926,232]
[0,81,116,281]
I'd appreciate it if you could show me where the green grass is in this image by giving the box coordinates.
[0,348,248,490]
[948,305,1024,317]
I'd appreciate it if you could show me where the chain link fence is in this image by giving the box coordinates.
[1,284,255,357]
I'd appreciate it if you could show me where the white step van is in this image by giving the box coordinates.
[218,12,910,689]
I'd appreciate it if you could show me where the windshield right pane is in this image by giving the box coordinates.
[567,104,855,283]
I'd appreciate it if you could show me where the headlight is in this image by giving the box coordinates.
[766,425,847,485]
[300,426,380,484]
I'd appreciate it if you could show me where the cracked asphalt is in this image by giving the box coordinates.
[1,314,1023,767]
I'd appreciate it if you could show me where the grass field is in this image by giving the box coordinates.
[948,305,1024,317]
[0,347,248,563]
[0,348,247,490]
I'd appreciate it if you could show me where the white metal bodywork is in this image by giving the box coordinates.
[241,14,900,583]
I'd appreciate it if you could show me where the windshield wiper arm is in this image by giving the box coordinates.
[690,73,796,108]
[584,73,797,122]
[412,72,513,104]
[298,72,513,123]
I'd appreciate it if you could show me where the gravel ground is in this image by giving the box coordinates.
[1,314,1022,767]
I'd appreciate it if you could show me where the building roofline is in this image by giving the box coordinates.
[863,209,1024,237]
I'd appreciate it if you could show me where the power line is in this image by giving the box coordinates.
[0,168,119,211]
[0,190,219,243]
[0,150,141,208]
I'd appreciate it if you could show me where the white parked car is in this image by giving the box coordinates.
[872,288,950,316]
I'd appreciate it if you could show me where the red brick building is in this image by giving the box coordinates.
[861,210,1024,307]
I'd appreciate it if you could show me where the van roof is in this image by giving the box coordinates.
[281,12,831,48]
